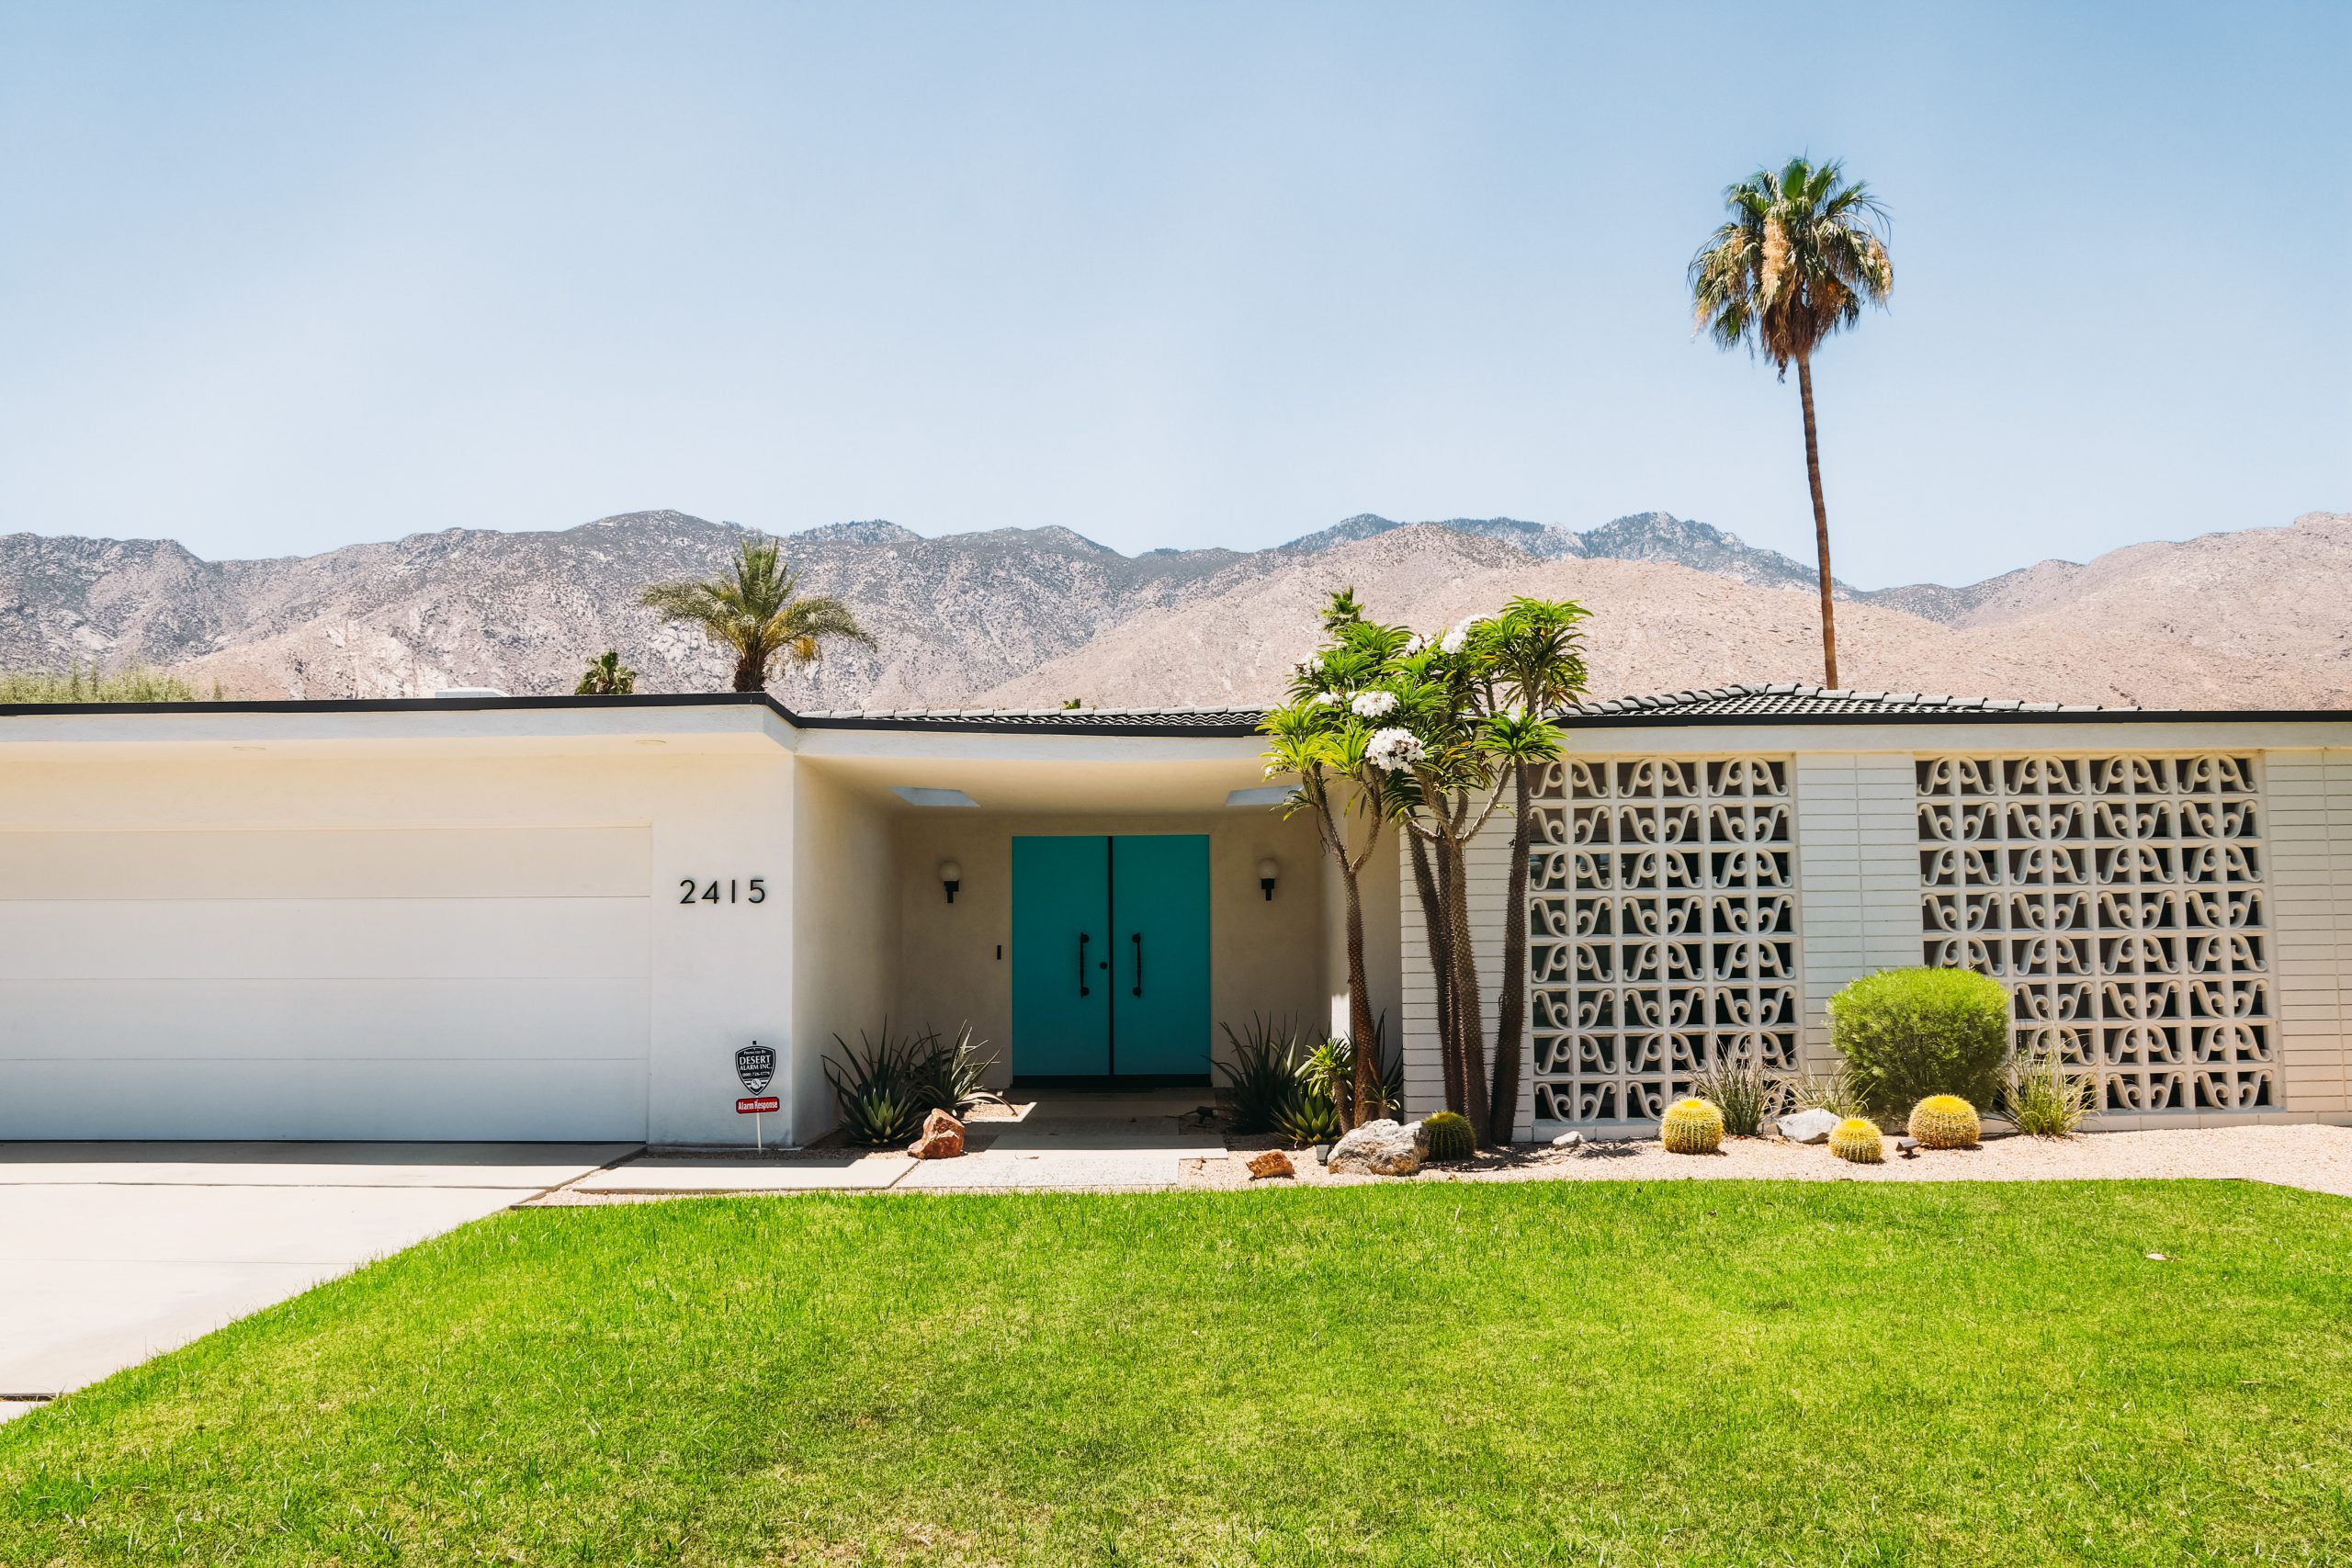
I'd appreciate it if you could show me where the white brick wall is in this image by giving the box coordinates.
[1792,754,1921,1072]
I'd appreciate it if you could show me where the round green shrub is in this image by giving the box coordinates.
[1828,966,2011,1117]
[1421,1110,1476,1162]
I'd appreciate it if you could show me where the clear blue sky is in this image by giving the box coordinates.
[2,2,2344,587]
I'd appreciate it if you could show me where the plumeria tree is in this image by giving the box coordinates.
[1266,591,1587,1145]
[1466,601,1589,1138]
[1259,590,1412,1129]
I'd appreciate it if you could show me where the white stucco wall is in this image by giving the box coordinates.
[0,739,795,1143]
[1316,800,1404,1054]
[789,761,900,1143]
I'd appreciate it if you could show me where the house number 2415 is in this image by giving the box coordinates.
[680,877,766,905]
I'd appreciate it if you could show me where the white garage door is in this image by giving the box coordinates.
[0,826,650,1141]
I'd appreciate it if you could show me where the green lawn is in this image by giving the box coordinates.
[4,1182,2348,1566]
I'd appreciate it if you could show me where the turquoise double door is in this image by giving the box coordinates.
[1011,834,1210,1080]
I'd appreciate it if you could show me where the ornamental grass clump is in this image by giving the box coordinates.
[1828,1117,1885,1164]
[1829,966,2012,1118]
[1907,1094,1980,1149]
[1689,1052,1781,1136]
[1421,1110,1476,1163]
[2000,1046,2098,1137]
[1660,1098,1725,1154]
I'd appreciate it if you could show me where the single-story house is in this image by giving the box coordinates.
[4,683,2346,1144]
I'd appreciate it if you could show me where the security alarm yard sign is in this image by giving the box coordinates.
[735,1045,775,1095]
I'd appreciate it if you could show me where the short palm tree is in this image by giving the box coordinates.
[640,536,871,694]
[1690,156,1891,688]
[574,649,637,695]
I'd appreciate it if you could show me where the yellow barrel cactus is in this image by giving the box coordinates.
[1659,1097,1724,1154]
[1828,1116,1885,1164]
[1907,1094,1981,1149]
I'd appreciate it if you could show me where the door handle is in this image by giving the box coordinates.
[1132,931,1143,998]
[1078,931,1091,997]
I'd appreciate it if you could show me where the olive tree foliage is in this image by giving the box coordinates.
[1261,590,1588,1144]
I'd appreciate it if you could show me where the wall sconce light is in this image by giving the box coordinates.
[939,860,963,904]
[1257,857,1279,901]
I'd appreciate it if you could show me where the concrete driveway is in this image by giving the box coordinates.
[0,1142,631,1422]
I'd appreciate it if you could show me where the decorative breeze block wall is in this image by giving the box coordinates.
[1529,757,1798,1122]
[1917,754,2274,1113]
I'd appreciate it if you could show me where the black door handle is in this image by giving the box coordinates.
[1078,931,1091,997]
[1132,931,1143,998]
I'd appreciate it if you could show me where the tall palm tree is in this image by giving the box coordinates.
[640,536,871,694]
[1690,156,1891,688]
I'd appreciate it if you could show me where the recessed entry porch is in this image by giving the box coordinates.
[792,739,1399,1099]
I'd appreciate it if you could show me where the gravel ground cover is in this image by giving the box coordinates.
[1194,1122,2352,1199]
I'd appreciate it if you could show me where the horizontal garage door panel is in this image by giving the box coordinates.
[0,1058,647,1141]
[0,827,650,900]
[0,898,648,981]
[0,977,646,1064]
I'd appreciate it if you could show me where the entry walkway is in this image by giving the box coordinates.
[565,1089,1227,1198]
[0,1142,630,1421]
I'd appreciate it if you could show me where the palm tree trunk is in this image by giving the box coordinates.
[1796,353,1838,689]
[1409,833,1461,1116]
[1489,758,1533,1144]
[731,649,764,693]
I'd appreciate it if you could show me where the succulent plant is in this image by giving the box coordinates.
[1421,1110,1476,1162]
[1271,1080,1343,1147]
[1907,1094,1981,1149]
[1828,1116,1885,1164]
[1659,1098,1725,1154]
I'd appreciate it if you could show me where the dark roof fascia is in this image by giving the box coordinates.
[0,691,770,720]
[6,691,2347,735]
[0,690,1267,739]
[786,711,1263,738]
[1556,706,2352,728]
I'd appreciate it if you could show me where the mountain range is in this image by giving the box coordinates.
[2,508,2347,710]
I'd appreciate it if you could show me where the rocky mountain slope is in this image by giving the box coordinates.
[1,507,2346,710]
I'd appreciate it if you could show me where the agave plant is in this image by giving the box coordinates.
[1216,1014,1303,1134]
[1271,1078,1344,1147]
[835,1077,924,1147]
[907,1022,1004,1118]
[824,1022,928,1145]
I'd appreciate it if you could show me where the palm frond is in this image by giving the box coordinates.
[639,536,871,690]
[1688,154,1891,373]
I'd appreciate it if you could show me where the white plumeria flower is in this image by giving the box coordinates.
[1402,632,1427,655]
[1308,692,1341,706]
[1439,615,1486,655]
[1350,689,1398,719]
[1365,727,1426,773]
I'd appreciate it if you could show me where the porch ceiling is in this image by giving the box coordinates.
[801,751,1282,815]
